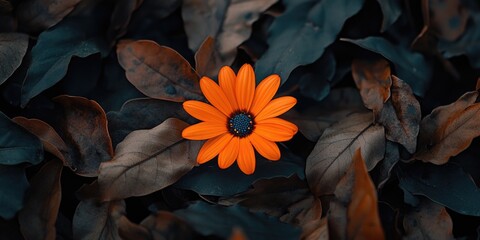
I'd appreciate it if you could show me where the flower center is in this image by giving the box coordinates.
[228,112,254,137]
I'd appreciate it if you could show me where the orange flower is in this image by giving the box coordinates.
[182,64,297,175]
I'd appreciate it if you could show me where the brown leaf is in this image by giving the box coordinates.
[16,0,82,33]
[306,112,385,196]
[53,95,114,176]
[12,117,68,164]
[403,198,454,240]
[415,91,480,164]
[195,37,222,77]
[107,0,143,43]
[98,118,201,201]
[0,33,29,85]
[18,159,63,240]
[140,211,196,240]
[282,197,327,240]
[352,58,392,115]
[377,76,421,153]
[182,0,277,67]
[117,40,202,102]
[430,0,469,41]
[229,227,249,240]
[328,149,385,240]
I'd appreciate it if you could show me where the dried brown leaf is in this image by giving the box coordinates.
[306,112,385,196]
[98,118,201,201]
[352,58,392,115]
[415,91,480,164]
[18,159,62,240]
[0,33,29,85]
[53,95,114,176]
[403,198,454,240]
[117,40,202,102]
[195,37,222,77]
[377,76,421,153]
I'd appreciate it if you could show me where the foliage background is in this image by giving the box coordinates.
[0,0,480,239]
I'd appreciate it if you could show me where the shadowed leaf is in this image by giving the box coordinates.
[415,91,480,164]
[12,117,67,163]
[182,0,277,68]
[117,40,202,102]
[372,141,399,189]
[306,112,385,196]
[282,196,327,240]
[107,0,143,43]
[342,36,431,96]
[0,33,28,86]
[351,58,392,115]
[376,0,401,32]
[403,198,454,240]
[297,49,335,102]
[377,76,421,153]
[174,201,301,239]
[195,37,222,77]
[18,159,62,240]
[0,112,43,166]
[16,0,82,33]
[255,0,364,83]
[139,211,196,239]
[53,95,113,176]
[0,165,29,219]
[98,118,201,201]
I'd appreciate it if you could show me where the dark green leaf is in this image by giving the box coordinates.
[175,148,305,196]
[0,165,29,219]
[255,0,364,83]
[174,201,300,239]
[398,162,480,216]
[0,111,43,165]
[342,36,431,96]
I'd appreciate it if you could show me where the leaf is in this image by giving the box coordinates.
[117,40,202,102]
[287,198,328,240]
[97,118,201,201]
[194,37,222,78]
[107,98,192,147]
[53,95,114,176]
[398,162,480,216]
[376,0,402,32]
[328,149,385,239]
[429,0,469,41]
[342,36,431,96]
[283,88,365,142]
[0,165,29,219]
[174,201,301,239]
[182,0,277,67]
[0,33,29,86]
[107,0,144,43]
[174,147,305,196]
[297,49,335,102]
[139,211,196,239]
[415,91,480,164]
[371,141,400,189]
[12,117,68,163]
[21,15,109,107]
[306,112,385,196]
[403,198,454,240]
[351,58,392,115]
[0,111,43,165]
[18,159,63,240]
[377,76,421,153]
[255,0,365,83]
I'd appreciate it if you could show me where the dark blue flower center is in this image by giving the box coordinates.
[228,112,254,137]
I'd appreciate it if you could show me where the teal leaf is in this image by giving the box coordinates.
[397,162,480,216]
[174,148,305,196]
[255,0,364,84]
[0,111,43,165]
[342,36,431,96]
[174,201,300,239]
[376,0,402,32]
[297,49,335,101]
[20,14,109,107]
[0,165,29,219]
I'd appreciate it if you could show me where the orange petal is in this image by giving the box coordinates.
[255,96,297,121]
[183,100,227,123]
[237,137,255,175]
[256,117,298,134]
[250,74,280,116]
[197,133,233,164]
[248,132,280,161]
[200,77,234,116]
[235,64,255,112]
[254,122,296,142]
[182,122,227,140]
[219,66,239,110]
[218,136,239,169]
